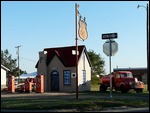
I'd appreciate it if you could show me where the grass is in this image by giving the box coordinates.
[1,94,149,111]
[1,85,149,111]
[91,84,100,91]
[91,84,149,92]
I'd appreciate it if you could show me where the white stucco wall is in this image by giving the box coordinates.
[78,51,91,91]
[1,68,6,86]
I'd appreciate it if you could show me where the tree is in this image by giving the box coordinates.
[12,67,27,77]
[87,50,105,77]
[1,49,17,72]
[1,49,27,77]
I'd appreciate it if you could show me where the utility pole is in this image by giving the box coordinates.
[15,45,21,84]
[137,3,149,91]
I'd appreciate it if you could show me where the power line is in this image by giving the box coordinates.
[20,57,37,62]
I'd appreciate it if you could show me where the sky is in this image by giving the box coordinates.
[1,1,149,74]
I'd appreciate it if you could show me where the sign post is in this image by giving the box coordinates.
[109,39,112,98]
[75,3,88,99]
[75,3,78,99]
[102,33,118,98]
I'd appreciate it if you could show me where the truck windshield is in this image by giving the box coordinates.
[120,73,133,77]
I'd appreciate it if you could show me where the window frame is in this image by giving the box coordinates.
[82,70,86,85]
[63,70,71,85]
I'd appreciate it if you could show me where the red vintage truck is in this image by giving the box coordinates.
[100,71,144,93]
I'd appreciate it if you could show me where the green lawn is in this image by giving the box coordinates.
[1,93,149,111]
[91,84,149,92]
[91,84,100,91]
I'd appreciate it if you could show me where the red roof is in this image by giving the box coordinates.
[35,45,91,68]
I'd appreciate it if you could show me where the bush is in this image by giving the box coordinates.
[91,76,100,85]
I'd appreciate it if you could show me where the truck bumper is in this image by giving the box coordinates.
[131,81,144,92]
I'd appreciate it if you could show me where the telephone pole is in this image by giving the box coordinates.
[15,45,21,83]
[137,3,149,91]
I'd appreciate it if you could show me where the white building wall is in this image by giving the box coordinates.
[78,51,91,91]
[1,68,6,86]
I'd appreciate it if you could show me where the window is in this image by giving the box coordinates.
[82,70,86,85]
[120,73,133,78]
[120,74,126,77]
[63,70,71,85]
[115,74,120,78]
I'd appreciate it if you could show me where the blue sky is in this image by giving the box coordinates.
[1,1,149,74]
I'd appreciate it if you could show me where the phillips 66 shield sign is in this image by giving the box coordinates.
[78,16,88,41]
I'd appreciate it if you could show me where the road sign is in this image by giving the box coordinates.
[103,39,118,56]
[102,33,118,39]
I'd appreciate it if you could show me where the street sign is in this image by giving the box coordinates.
[103,39,118,56]
[102,33,118,39]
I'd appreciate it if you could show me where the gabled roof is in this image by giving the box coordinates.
[35,45,91,68]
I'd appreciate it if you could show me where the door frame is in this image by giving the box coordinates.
[51,71,59,91]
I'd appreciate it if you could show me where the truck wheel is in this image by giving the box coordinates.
[100,85,107,92]
[139,89,143,93]
[120,85,127,93]
[135,89,139,93]
[136,89,143,93]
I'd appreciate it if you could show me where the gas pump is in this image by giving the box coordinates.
[36,74,44,93]
[8,75,15,93]
[25,78,32,93]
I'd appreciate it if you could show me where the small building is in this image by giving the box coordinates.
[35,45,92,92]
[1,65,10,88]
[113,67,147,84]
